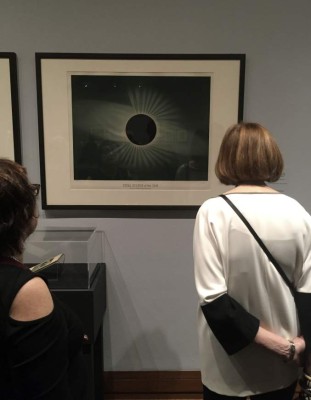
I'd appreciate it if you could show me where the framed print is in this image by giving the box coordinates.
[36,53,245,209]
[0,53,21,162]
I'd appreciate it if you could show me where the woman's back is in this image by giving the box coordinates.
[0,260,87,399]
[194,192,311,396]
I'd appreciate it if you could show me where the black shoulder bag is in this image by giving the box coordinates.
[220,194,296,297]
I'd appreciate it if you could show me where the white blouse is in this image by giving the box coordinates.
[193,193,311,396]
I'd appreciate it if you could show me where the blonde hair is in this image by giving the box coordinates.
[215,122,284,185]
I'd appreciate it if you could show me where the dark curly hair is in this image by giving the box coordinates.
[0,158,39,256]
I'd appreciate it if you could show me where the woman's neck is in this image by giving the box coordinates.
[225,183,279,194]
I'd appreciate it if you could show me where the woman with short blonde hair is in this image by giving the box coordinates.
[194,122,311,399]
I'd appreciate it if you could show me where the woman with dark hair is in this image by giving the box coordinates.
[193,123,311,399]
[0,158,87,399]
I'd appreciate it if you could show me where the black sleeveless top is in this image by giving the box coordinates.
[0,258,87,399]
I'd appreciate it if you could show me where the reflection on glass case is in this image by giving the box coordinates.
[24,228,104,289]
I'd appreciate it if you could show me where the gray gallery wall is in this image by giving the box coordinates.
[1,0,311,371]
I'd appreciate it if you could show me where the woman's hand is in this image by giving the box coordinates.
[254,326,306,364]
[292,336,306,366]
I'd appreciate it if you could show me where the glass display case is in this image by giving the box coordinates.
[24,227,104,289]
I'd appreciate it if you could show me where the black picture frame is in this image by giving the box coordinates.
[36,53,245,209]
[0,53,21,162]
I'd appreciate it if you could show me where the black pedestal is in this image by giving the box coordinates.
[51,263,106,400]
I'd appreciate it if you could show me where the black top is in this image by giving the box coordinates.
[0,257,87,399]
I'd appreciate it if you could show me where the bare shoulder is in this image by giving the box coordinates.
[10,277,54,321]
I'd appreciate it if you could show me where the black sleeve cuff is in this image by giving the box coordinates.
[295,292,311,348]
[201,293,260,355]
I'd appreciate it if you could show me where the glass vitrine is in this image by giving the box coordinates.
[24,227,104,289]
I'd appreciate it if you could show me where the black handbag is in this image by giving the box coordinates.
[220,194,296,297]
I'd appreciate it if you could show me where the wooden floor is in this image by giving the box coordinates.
[103,370,301,399]
[105,397,202,400]
[106,391,301,400]
[104,371,203,400]
[105,393,202,399]
[106,391,300,400]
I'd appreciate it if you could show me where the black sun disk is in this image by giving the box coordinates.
[126,114,157,145]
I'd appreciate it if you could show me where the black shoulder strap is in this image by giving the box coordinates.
[220,194,296,296]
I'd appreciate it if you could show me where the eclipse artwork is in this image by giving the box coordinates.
[71,74,211,182]
[36,54,245,208]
